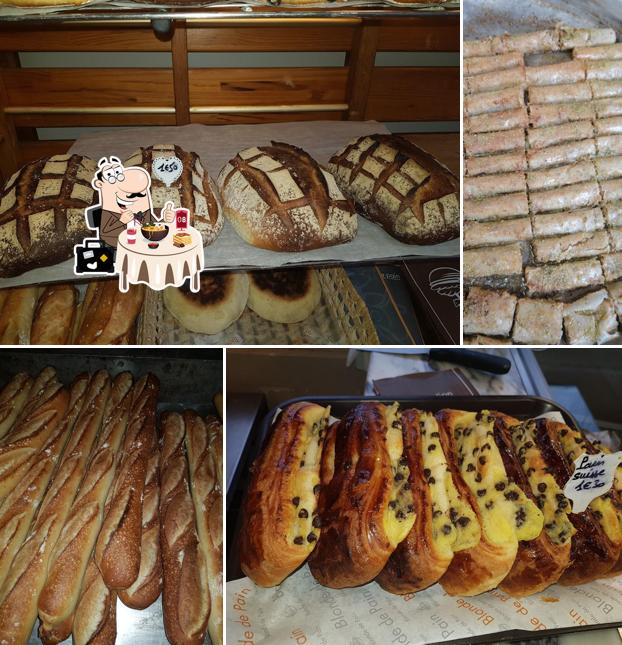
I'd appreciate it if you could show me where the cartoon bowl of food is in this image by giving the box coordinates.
[141,223,169,241]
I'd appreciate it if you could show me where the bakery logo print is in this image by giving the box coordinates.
[74,156,204,293]
[429,267,460,308]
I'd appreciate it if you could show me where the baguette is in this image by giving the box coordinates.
[0,371,111,644]
[186,413,223,645]
[30,284,78,345]
[38,372,134,645]
[94,373,159,590]
[0,372,33,440]
[10,366,59,432]
[72,557,117,645]
[0,286,38,344]
[160,411,210,645]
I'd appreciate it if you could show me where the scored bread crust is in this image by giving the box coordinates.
[0,372,33,441]
[247,268,322,324]
[532,419,621,585]
[240,401,330,587]
[308,402,414,588]
[328,134,459,245]
[377,409,454,594]
[437,409,519,596]
[31,284,77,345]
[490,413,571,596]
[218,141,357,252]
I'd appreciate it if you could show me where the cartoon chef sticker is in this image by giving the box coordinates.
[85,156,175,248]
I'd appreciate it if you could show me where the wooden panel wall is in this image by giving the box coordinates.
[0,16,459,177]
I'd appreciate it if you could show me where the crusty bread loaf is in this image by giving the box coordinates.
[0,372,110,644]
[12,366,59,429]
[247,268,321,323]
[30,284,78,345]
[95,374,159,591]
[329,134,459,244]
[72,557,117,645]
[74,280,145,345]
[0,372,33,440]
[38,372,134,645]
[186,413,223,645]
[0,154,96,277]
[0,286,39,344]
[218,141,357,252]
[124,144,223,246]
[164,271,249,335]
[160,411,210,645]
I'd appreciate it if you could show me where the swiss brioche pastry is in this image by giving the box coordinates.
[164,272,249,335]
[248,268,321,324]
[218,141,357,252]
[124,144,223,246]
[491,414,573,596]
[308,402,416,588]
[0,154,96,277]
[30,284,77,345]
[377,410,480,594]
[329,134,459,245]
[240,401,330,587]
[437,410,543,596]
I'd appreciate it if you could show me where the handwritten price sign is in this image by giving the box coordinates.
[152,156,183,187]
[563,451,622,513]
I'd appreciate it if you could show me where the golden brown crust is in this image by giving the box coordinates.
[308,402,408,588]
[30,284,77,345]
[240,401,329,587]
[0,286,38,344]
[0,372,33,441]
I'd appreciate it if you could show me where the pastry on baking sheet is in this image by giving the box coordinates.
[465,151,527,177]
[512,298,563,345]
[463,192,529,221]
[607,280,622,321]
[437,410,543,596]
[328,134,459,245]
[463,287,517,337]
[563,289,618,345]
[527,161,596,192]
[525,259,604,296]
[601,251,622,282]
[463,243,523,281]
[308,402,415,588]
[218,141,357,252]
[239,401,330,587]
[464,335,513,345]
[247,268,321,324]
[532,207,605,237]
[124,144,223,246]
[377,410,480,595]
[463,172,526,200]
[532,230,610,263]
[163,272,249,335]
[464,218,532,248]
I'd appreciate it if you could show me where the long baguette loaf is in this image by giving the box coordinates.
[0,372,33,440]
[0,286,38,344]
[187,414,223,645]
[72,557,117,645]
[11,366,59,430]
[0,374,66,506]
[160,411,210,645]
[117,447,162,609]
[94,373,159,590]
[30,284,78,345]
[37,372,134,645]
[0,371,111,644]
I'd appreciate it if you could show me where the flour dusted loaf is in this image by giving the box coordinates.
[124,144,223,246]
[329,134,459,245]
[218,141,357,252]
[0,154,96,277]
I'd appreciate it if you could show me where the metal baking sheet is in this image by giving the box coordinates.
[0,349,222,645]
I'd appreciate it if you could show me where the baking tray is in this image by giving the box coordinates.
[0,348,222,645]
[226,393,579,581]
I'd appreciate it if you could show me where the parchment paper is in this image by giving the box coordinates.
[0,121,458,289]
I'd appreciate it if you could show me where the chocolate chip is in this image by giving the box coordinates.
[344,462,352,471]
[431,431,440,438]
[505,490,519,501]
[475,473,482,483]
[594,510,603,520]
[524,441,533,449]
[450,508,458,522]
[466,463,476,472]
[307,533,317,543]
[479,456,486,465]
[527,467,535,476]
[477,489,486,497]
[292,497,300,506]
[396,510,405,520]
[537,482,547,493]
[485,500,494,509]
[472,447,479,456]
[433,509,442,518]
[428,444,437,452]
[294,536,304,545]
[428,476,436,484]
[392,420,401,428]
[442,524,452,535]
[495,482,506,491]
[298,509,308,519]
[312,516,322,528]
[457,516,471,527]
[423,468,431,477]
[300,460,305,467]
[515,508,526,527]
[544,522,554,530]
[313,485,321,495]
[399,456,408,466]
[395,473,404,482]
[560,428,568,436]
[407,504,414,513]
[574,437,583,444]
[482,443,491,451]
[389,500,397,509]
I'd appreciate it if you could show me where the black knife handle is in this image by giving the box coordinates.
[429,349,511,375]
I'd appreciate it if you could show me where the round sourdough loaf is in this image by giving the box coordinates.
[217,141,357,252]
[248,268,321,323]
[328,134,459,245]
[163,272,248,334]
[124,144,223,246]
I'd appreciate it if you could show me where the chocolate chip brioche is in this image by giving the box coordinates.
[377,410,480,595]
[438,410,543,596]
[492,414,573,596]
[240,401,330,587]
[308,403,416,588]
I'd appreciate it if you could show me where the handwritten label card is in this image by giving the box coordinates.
[563,451,622,513]
[152,156,183,187]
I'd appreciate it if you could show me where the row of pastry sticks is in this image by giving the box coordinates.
[0,280,144,345]
[0,367,222,645]
[241,401,622,597]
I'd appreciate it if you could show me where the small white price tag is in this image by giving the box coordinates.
[152,156,183,187]
[564,451,622,513]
